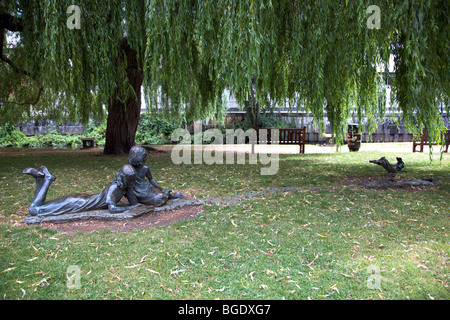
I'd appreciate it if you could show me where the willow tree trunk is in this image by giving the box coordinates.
[104,39,143,155]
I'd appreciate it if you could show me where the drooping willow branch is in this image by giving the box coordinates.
[0,28,31,77]
[0,86,44,106]
[1,24,43,106]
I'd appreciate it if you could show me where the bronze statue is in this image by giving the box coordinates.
[128,146,183,206]
[23,164,140,216]
[369,156,406,181]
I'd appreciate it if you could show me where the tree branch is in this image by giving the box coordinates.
[1,87,44,106]
[0,14,24,32]
[0,16,43,106]
[0,28,32,77]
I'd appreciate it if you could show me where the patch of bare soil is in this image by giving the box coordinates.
[340,175,439,191]
[38,205,203,234]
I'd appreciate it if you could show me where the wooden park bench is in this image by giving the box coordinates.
[412,129,450,153]
[323,133,333,145]
[78,136,96,149]
[254,127,306,154]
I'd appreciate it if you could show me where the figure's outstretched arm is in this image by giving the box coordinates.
[126,186,139,205]
[145,167,171,193]
[106,184,140,213]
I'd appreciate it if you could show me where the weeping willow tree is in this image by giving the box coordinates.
[1,1,448,154]
[145,0,448,145]
[1,0,147,154]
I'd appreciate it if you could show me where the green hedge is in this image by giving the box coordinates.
[0,115,180,148]
[0,128,83,148]
[0,124,95,148]
[1,114,292,148]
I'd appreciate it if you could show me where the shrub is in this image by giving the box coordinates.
[135,114,179,145]
[0,124,28,147]
[232,113,293,131]
[82,121,107,146]
[0,124,84,148]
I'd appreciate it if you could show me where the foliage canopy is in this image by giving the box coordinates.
[1,0,448,142]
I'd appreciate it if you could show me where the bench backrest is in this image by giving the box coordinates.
[255,128,306,145]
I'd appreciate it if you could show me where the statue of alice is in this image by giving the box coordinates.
[23,164,140,216]
[128,146,183,206]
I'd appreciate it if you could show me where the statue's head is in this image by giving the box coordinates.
[128,146,148,166]
[115,164,136,189]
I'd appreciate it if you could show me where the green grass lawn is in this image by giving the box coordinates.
[0,146,448,300]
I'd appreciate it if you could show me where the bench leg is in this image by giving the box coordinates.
[81,140,94,149]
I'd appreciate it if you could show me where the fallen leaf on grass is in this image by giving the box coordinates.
[1,267,16,273]
[160,285,173,293]
[250,242,273,257]
[145,269,160,275]
[329,284,339,294]
[307,254,319,266]
[29,278,50,287]
[340,272,353,278]
[170,269,186,275]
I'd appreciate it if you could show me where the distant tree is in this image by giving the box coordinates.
[1,1,448,154]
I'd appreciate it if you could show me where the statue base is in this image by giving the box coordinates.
[359,177,438,189]
[23,198,203,224]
